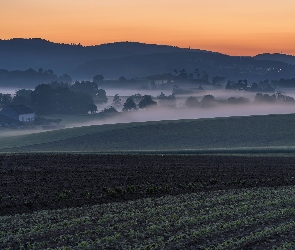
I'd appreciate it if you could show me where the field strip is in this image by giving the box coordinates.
[1,113,295,152]
[1,185,295,249]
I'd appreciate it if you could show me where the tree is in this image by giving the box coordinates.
[157,92,176,107]
[12,89,32,106]
[227,97,250,104]
[122,97,137,112]
[31,83,95,115]
[96,89,108,104]
[0,93,12,107]
[112,94,122,108]
[254,93,276,103]
[88,103,98,113]
[119,76,127,82]
[100,106,118,114]
[138,95,157,109]
[71,80,98,98]
[130,93,143,104]
[185,96,200,108]
[93,75,104,83]
[200,94,216,108]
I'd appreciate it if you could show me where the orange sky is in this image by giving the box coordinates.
[1,0,295,56]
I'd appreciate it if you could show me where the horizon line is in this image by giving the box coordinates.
[1,37,294,57]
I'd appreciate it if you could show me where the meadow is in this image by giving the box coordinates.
[1,113,295,153]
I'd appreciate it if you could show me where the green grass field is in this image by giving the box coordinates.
[1,113,295,153]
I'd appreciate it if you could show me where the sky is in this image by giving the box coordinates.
[1,0,295,56]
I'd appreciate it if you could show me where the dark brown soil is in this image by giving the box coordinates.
[1,153,295,216]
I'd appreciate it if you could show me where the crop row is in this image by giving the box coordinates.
[1,185,295,249]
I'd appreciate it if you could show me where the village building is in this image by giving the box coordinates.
[0,105,35,122]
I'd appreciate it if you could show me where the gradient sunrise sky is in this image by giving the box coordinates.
[1,0,294,56]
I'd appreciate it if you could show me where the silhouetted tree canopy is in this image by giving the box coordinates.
[88,103,98,113]
[71,81,98,98]
[12,89,32,106]
[0,68,57,87]
[157,92,176,106]
[96,89,108,104]
[71,81,108,103]
[200,94,216,108]
[112,94,122,109]
[0,93,12,108]
[31,84,96,115]
[138,95,157,109]
[254,92,295,103]
[122,97,137,112]
[119,76,127,82]
[100,106,118,114]
[185,96,200,108]
[226,97,250,104]
[93,75,104,83]
[130,93,143,104]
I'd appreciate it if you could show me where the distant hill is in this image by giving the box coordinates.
[254,53,295,65]
[73,51,295,81]
[0,38,295,82]
[1,114,295,153]
[0,38,186,75]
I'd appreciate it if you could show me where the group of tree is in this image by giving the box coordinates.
[185,94,250,108]
[122,95,157,111]
[225,79,275,92]
[254,92,295,103]
[31,84,97,115]
[0,68,72,87]
[157,92,176,107]
[183,92,294,109]
[0,89,32,108]
[71,80,108,103]
[173,69,210,83]
[0,82,99,115]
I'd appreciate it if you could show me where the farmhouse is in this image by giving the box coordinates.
[0,105,35,122]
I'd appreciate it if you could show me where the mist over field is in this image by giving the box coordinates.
[2,86,295,135]
[71,103,294,129]
[3,0,295,247]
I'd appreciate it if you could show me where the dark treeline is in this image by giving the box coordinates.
[109,91,295,113]
[1,87,295,118]
[0,68,72,88]
[0,80,109,115]
[225,79,274,92]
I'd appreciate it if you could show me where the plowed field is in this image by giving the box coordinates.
[1,153,295,216]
